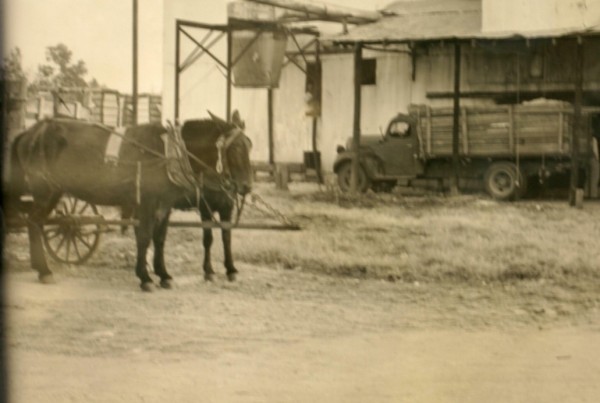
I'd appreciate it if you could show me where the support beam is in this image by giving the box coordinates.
[268,88,274,165]
[351,42,362,193]
[450,42,461,195]
[179,30,227,72]
[312,37,323,184]
[132,0,138,125]
[226,27,233,121]
[180,28,227,70]
[570,38,584,207]
[174,21,181,121]
[180,30,214,72]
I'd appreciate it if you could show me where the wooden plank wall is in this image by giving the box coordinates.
[410,105,600,158]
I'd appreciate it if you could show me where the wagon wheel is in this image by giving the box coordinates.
[43,196,103,265]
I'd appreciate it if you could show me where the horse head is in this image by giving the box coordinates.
[183,111,253,196]
[211,110,253,195]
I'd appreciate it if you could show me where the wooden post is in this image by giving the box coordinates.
[312,37,323,184]
[570,37,583,206]
[132,0,138,125]
[351,42,362,193]
[174,21,181,122]
[450,41,461,196]
[275,164,289,190]
[226,27,233,122]
[268,88,274,166]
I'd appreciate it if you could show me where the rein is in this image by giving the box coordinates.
[98,122,238,190]
[100,122,249,220]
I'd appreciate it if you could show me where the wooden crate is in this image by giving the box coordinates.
[121,94,162,126]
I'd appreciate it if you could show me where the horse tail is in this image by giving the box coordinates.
[5,133,28,213]
[4,121,49,212]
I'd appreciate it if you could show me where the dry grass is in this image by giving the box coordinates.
[230,183,600,286]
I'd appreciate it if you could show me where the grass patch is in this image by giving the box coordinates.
[233,183,600,287]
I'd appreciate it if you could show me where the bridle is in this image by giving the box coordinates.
[215,128,247,177]
[198,127,252,224]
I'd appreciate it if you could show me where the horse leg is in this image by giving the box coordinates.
[134,206,155,292]
[120,204,135,234]
[27,191,62,284]
[152,208,173,289]
[219,207,238,282]
[199,205,215,281]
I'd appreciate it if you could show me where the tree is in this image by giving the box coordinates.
[30,43,91,90]
[1,47,27,82]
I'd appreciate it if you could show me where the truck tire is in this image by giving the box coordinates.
[484,162,526,201]
[336,162,370,193]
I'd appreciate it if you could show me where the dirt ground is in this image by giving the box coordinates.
[3,186,600,403]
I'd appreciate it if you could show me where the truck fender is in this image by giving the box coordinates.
[333,152,382,179]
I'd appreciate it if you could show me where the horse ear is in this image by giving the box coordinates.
[207,110,227,126]
[231,110,245,129]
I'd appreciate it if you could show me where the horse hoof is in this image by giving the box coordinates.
[227,272,237,282]
[204,273,215,282]
[140,282,155,292]
[38,273,56,284]
[160,279,173,289]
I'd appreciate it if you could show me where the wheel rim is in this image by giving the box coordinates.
[43,196,102,265]
[489,169,515,198]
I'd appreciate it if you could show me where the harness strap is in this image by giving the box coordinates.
[215,129,245,175]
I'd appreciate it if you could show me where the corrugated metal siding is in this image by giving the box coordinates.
[321,53,355,172]
[320,50,416,171]
[328,0,599,43]
[233,60,316,165]
[273,63,313,163]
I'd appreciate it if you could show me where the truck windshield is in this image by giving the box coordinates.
[389,121,411,138]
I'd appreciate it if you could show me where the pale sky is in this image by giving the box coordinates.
[3,0,387,94]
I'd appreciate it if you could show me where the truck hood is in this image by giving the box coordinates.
[345,135,381,150]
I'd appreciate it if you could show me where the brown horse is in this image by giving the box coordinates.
[176,111,252,282]
[8,113,252,291]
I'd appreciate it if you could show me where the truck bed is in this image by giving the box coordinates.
[409,104,599,159]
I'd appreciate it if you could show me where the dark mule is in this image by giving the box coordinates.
[176,111,253,282]
[8,119,185,291]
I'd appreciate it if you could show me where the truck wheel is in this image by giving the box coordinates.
[336,162,370,193]
[484,162,526,201]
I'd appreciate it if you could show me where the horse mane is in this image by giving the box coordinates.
[126,122,167,151]
[180,119,234,144]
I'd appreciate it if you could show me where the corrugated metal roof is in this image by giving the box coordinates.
[383,0,480,15]
[326,0,600,43]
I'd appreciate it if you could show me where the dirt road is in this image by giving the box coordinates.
[4,185,600,402]
[5,256,600,403]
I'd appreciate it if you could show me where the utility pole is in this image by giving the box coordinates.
[570,37,584,207]
[450,41,461,196]
[132,0,138,125]
[351,42,362,193]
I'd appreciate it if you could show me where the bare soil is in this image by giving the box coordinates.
[3,184,600,403]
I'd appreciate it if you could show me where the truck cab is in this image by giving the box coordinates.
[333,113,424,192]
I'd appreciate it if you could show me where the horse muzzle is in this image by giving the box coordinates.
[236,182,252,196]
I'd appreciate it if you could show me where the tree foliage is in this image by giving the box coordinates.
[1,47,27,82]
[30,43,92,91]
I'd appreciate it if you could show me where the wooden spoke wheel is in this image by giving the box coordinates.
[43,196,103,265]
